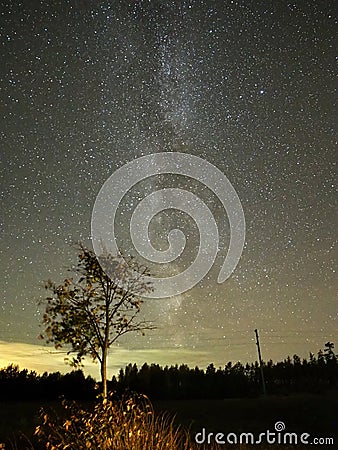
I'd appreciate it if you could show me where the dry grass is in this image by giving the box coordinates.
[34,393,194,450]
[28,393,303,450]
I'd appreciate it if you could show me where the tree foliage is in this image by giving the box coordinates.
[39,244,155,398]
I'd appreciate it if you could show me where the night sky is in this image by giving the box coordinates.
[0,1,336,377]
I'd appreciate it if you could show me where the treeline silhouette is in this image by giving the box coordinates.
[116,344,337,399]
[0,343,336,401]
[0,365,96,401]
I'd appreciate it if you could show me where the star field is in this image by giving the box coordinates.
[0,1,336,373]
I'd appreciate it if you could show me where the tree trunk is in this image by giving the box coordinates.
[101,347,108,401]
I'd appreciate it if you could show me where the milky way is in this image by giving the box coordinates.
[0,1,336,373]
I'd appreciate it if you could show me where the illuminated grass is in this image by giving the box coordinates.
[33,393,304,450]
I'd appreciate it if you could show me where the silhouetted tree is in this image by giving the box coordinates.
[323,342,337,386]
[0,365,96,401]
[39,244,155,399]
[324,342,336,361]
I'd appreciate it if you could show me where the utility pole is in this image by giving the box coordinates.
[254,329,267,396]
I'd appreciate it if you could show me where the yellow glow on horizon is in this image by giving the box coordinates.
[0,340,210,380]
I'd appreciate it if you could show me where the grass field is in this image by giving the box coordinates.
[155,391,338,447]
[0,391,337,449]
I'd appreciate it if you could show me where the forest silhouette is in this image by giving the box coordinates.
[1,343,336,402]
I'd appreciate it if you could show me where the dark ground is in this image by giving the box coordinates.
[155,391,338,446]
[0,391,337,449]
